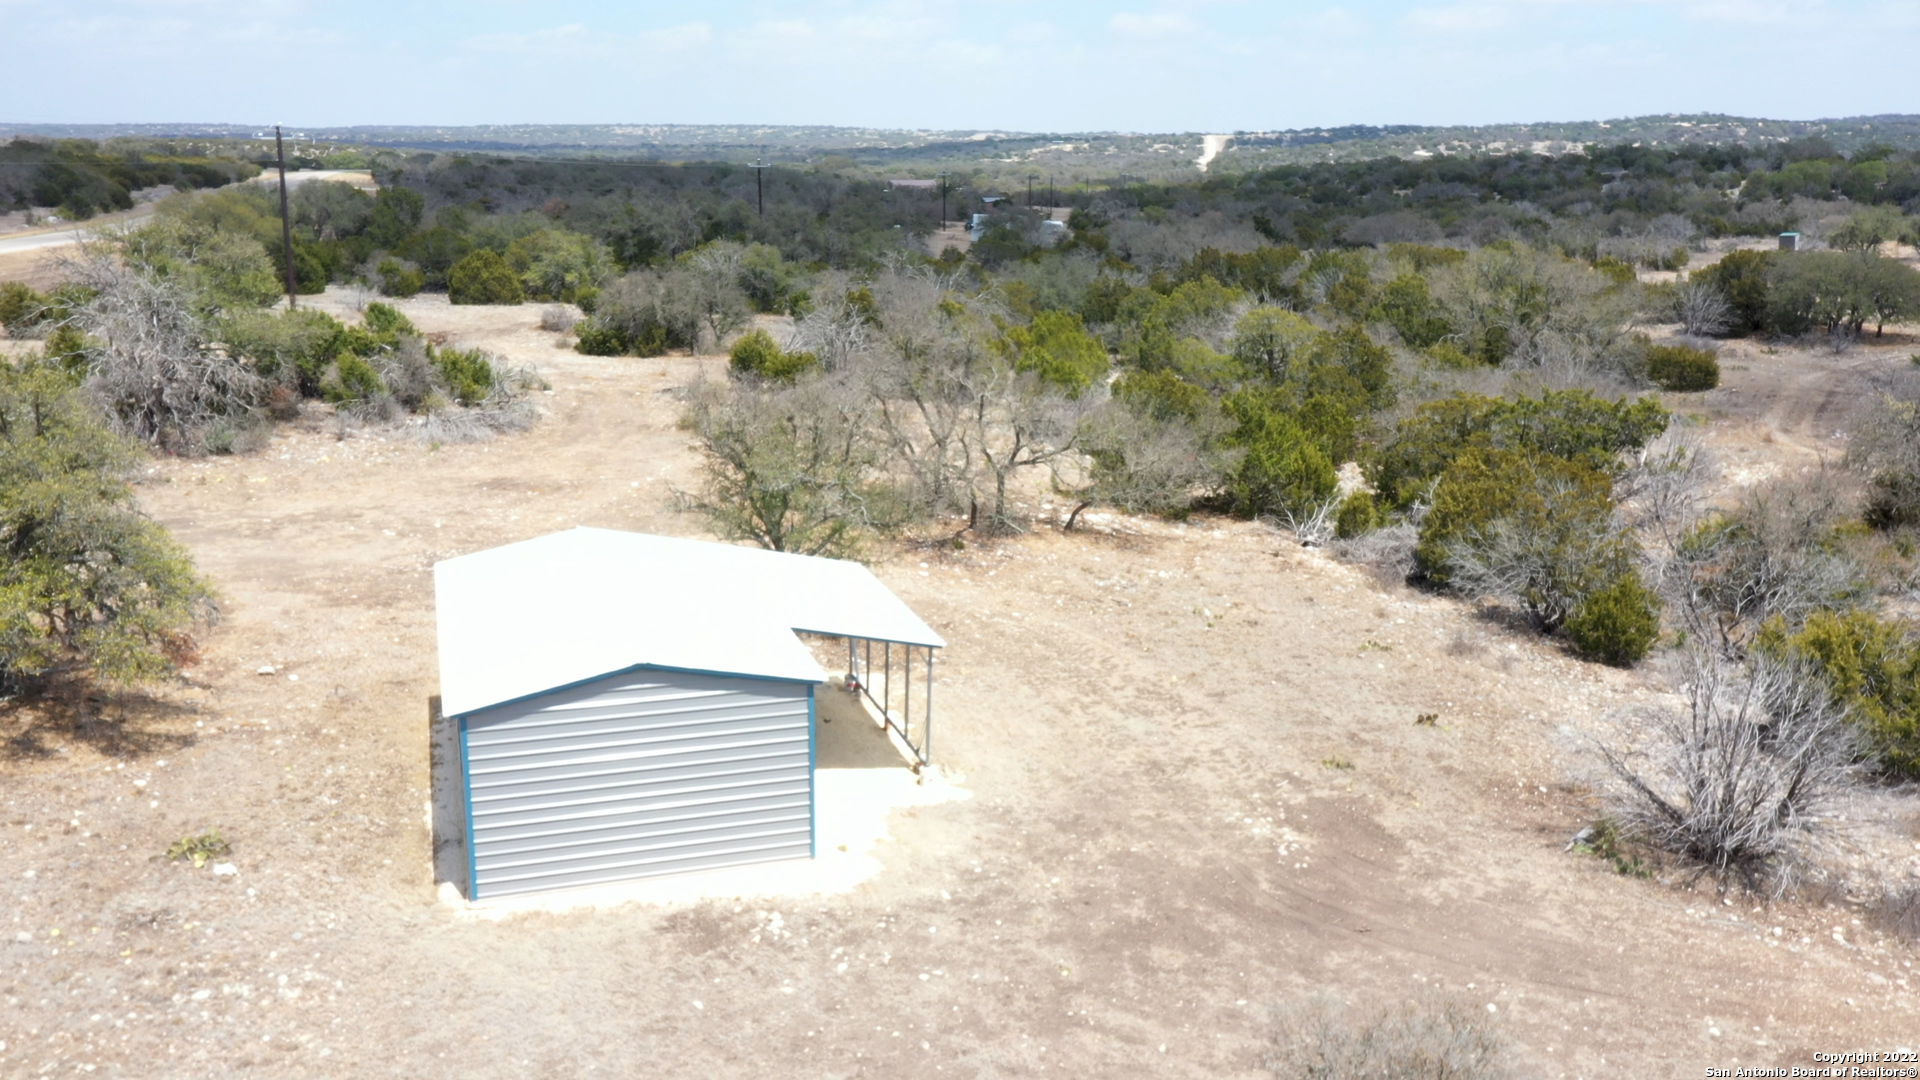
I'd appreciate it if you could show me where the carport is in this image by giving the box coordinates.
[433,528,943,900]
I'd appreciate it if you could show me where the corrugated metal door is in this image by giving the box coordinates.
[461,667,813,898]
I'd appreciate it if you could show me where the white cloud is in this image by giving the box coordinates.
[462,20,711,57]
[641,21,712,51]
[1107,11,1196,36]
[1400,3,1515,31]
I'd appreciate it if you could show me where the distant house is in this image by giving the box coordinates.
[886,178,937,190]
[970,213,1069,244]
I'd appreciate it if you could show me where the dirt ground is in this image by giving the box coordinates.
[4,293,1920,1078]
[0,248,72,291]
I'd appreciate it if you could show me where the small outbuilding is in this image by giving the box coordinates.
[435,528,943,900]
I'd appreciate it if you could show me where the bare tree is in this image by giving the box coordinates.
[966,364,1100,534]
[1616,427,1718,552]
[678,375,890,558]
[1849,367,1920,531]
[1663,472,1871,656]
[685,241,753,349]
[63,254,263,451]
[1061,402,1229,528]
[1673,280,1732,337]
[1277,496,1341,547]
[1431,244,1639,377]
[787,270,871,371]
[1591,650,1862,894]
[853,273,987,520]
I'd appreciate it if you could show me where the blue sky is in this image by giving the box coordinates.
[3,0,1916,131]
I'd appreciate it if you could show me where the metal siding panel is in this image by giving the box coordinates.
[469,740,809,792]
[472,770,813,826]
[474,792,812,853]
[476,815,813,872]
[476,841,814,898]
[465,667,813,897]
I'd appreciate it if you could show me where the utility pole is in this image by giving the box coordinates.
[1026,173,1037,208]
[937,171,950,228]
[275,125,296,310]
[749,151,770,217]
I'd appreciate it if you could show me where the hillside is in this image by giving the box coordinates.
[6,114,1920,185]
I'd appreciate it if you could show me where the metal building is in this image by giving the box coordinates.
[434,528,943,900]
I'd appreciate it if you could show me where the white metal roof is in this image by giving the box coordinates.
[434,528,945,717]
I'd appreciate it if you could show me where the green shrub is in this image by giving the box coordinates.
[1565,574,1661,666]
[218,308,347,393]
[728,328,820,383]
[1080,275,1140,325]
[1645,343,1720,391]
[0,362,211,689]
[631,322,669,357]
[1006,310,1108,395]
[505,229,611,303]
[1758,610,1920,777]
[1865,469,1920,531]
[447,250,525,306]
[1424,341,1481,369]
[1335,491,1378,538]
[728,328,781,373]
[0,282,46,333]
[1230,307,1319,380]
[1416,448,1640,634]
[1223,396,1339,520]
[1692,249,1773,335]
[1592,257,1637,286]
[362,302,415,338]
[322,352,385,403]
[1115,370,1212,423]
[573,318,629,356]
[1374,273,1453,349]
[290,244,328,295]
[433,347,494,406]
[41,325,90,377]
[1371,390,1670,509]
[374,257,424,298]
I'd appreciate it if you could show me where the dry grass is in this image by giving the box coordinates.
[1263,995,1508,1080]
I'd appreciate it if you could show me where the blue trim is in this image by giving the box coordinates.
[807,685,817,859]
[459,713,479,901]
[632,662,825,687]
[451,662,823,722]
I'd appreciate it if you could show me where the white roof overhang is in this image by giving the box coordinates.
[434,528,945,717]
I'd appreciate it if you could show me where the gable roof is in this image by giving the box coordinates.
[434,528,944,717]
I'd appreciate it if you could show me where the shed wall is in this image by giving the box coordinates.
[461,667,813,899]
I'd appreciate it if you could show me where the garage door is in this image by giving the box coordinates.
[461,667,813,898]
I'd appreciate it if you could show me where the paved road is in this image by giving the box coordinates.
[0,170,373,258]
[0,205,156,256]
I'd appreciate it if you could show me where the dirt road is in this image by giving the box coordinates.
[1,294,1917,1077]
